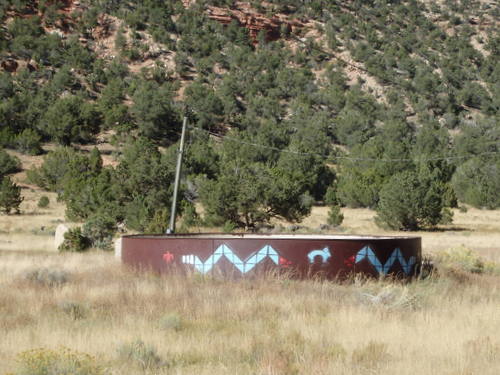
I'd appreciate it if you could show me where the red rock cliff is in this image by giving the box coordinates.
[184,1,304,44]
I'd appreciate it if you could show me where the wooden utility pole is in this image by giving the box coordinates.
[167,115,188,234]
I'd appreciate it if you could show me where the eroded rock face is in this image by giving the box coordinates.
[184,1,304,44]
[1,59,18,72]
[92,14,113,39]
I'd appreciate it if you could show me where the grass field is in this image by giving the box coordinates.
[0,251,499,374]
[1,152,499,374]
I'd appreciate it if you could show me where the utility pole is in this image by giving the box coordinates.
[167,115,188,234]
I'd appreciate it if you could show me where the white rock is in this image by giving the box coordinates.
[114,237,122,259]
[54,224,70,250]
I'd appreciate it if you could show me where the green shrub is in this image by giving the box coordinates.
[14,129,43,155]
[42,95,101,145]
[0,148,21,177]
[375,170,451,230]
[144,208,169,234]
[26,147,87,191]
[82,214,116,250]
[452,157,500,209]
[37,195,50,208]
[15,347,103,375]
[433,246,499,275]
[0,128,15,148]
[327,205,344,227]
[180,202,199,228]
[222,220,237,233]
[58,227,89,252]
[0,176,23,214]
[158,313,183,331]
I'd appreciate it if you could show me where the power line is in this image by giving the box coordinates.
[188,125,499,163]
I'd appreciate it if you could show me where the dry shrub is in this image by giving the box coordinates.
[356,283,422,311]
[434,246,490,274]
[14,347,104,375]
[432,247,500,285]
[258,348,299,375]
[158,313,183,331]
[464,336,500,363]
[117,340,166,370]
[58,301,87,320]
[351,340,390,367]
[23,267,69,287]
[325,342,348,362]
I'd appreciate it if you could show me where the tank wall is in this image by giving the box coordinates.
[121,236,421,279]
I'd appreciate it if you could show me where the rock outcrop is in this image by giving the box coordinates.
[1,58,18,72]
[92,14,113,40]
[54,224,70,250]
[184,1,304,44]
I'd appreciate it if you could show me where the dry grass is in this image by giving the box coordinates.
[2,151,500,374]
[0,188,65,252]
[0,251,499,374]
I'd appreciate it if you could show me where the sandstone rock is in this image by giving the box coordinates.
[184,1,304,44]
[92,14,113,39]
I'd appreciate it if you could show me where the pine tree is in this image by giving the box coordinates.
[0,176,23,214]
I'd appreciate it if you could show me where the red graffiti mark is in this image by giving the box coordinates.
[279,257,293,268]
[163,251,174,264]
[344,255,355,268]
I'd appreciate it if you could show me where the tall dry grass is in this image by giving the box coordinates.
[0,251,499,374]
[2,152,500,373]
[0,189,64,253]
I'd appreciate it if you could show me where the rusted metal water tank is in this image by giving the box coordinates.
[120,234,421,279]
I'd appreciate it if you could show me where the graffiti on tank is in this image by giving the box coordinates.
[162,251,174,264]
[307,247,331,264]
[181,244,291,274]
[344,254,355,268]
[355,246,416,275]
[279,256,293,268]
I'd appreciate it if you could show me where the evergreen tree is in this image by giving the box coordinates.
[42,96,101,145]
[0,176,23,214]
[0,149,21,177]
[452,156,500,209]
[131,82,181,143]
[375,168,452,231]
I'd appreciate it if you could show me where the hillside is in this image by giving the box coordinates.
[0,0,499,236]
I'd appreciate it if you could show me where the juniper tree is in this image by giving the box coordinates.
[0,176,23,214]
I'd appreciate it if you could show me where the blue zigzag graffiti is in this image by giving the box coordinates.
[355,246,416,275]
[182,244,279,274]
[307,247,331,263]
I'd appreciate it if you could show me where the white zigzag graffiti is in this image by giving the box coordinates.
[182,244,279,274]
[355,246,416,275]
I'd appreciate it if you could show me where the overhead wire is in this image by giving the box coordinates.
[188,125,499,163]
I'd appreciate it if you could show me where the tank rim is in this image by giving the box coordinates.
[122,233,421,240]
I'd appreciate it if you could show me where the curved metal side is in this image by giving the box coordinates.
[121,234,421,279]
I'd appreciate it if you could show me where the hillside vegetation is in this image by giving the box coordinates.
[0,0,499,234]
